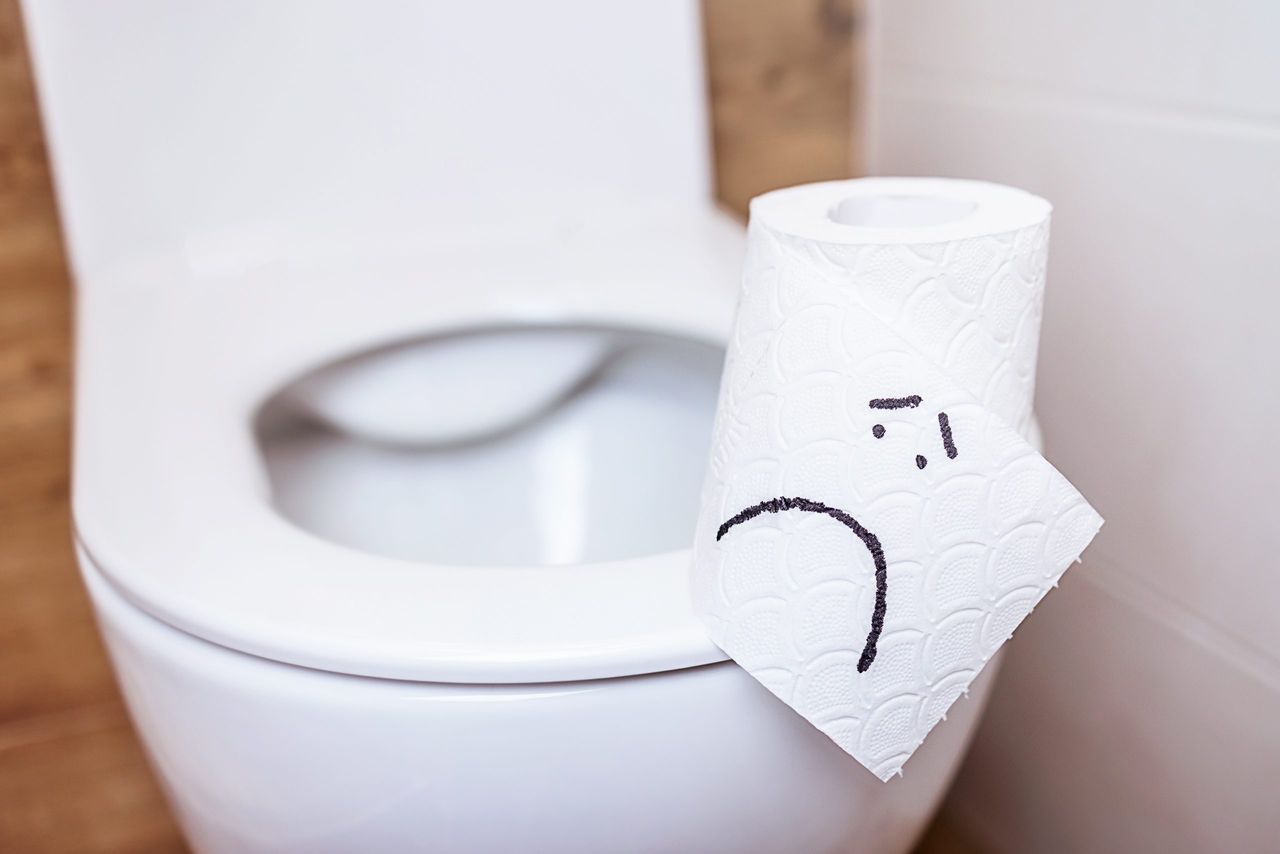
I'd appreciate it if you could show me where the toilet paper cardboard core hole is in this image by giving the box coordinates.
[828,194,978,228]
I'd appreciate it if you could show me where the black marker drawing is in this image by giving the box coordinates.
[869,395,923,410]
[714,397,962,674]
[717,497,886,673]
[937,411,957,459]
[867,395,959,466]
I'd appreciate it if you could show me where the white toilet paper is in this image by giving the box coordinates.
[691,178,1102,780]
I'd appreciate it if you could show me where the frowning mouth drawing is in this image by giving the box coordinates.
[716,496,887,673]
[716,394,959,673]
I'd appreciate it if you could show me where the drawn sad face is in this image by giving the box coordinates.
[715,394,958,673]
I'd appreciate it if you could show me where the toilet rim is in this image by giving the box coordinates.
[73,209,745,685]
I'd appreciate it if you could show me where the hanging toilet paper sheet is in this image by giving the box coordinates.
[691,178,1102,781]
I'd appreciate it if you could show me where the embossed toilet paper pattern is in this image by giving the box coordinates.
[691,180,1102,781]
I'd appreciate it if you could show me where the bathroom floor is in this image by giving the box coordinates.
[0,1,978,850]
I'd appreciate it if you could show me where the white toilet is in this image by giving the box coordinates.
[25,2,1010,851]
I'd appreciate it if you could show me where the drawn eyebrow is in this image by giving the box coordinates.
[869,395,923,410]
[716,496,887,673]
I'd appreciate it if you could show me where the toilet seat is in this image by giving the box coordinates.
[74,206,743,683]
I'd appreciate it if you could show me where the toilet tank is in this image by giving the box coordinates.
[21,0,713,283]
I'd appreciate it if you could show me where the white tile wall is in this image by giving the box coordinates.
[867,2,1280,851]
[953,571,1280,853]
[876,0,1280,120]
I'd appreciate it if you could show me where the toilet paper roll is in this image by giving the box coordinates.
[691,178,1102,781]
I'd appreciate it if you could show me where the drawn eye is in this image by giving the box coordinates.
[937,411,957,459]
[867,395,959,465]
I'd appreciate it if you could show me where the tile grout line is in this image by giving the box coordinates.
[877,69,1280,141]
[1077,554,1280,695]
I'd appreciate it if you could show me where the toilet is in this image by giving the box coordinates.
[25,2,1012,851]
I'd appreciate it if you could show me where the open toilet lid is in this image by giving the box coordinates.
[74,207,743,683]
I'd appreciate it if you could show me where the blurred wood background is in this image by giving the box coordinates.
[0,0,187,848]
[703,0,858,215]
[0,2,984,851]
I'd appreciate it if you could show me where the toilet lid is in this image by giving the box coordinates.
[74,206,742,683]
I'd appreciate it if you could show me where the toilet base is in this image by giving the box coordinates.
[80,551,1001,854]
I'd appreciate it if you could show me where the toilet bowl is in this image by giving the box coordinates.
[24,2,1014,850]
[67,218,1014,852]
[73,264,1017,854]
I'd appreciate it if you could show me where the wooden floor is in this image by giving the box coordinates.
[0,0,187,847]
[0,2,957,851]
